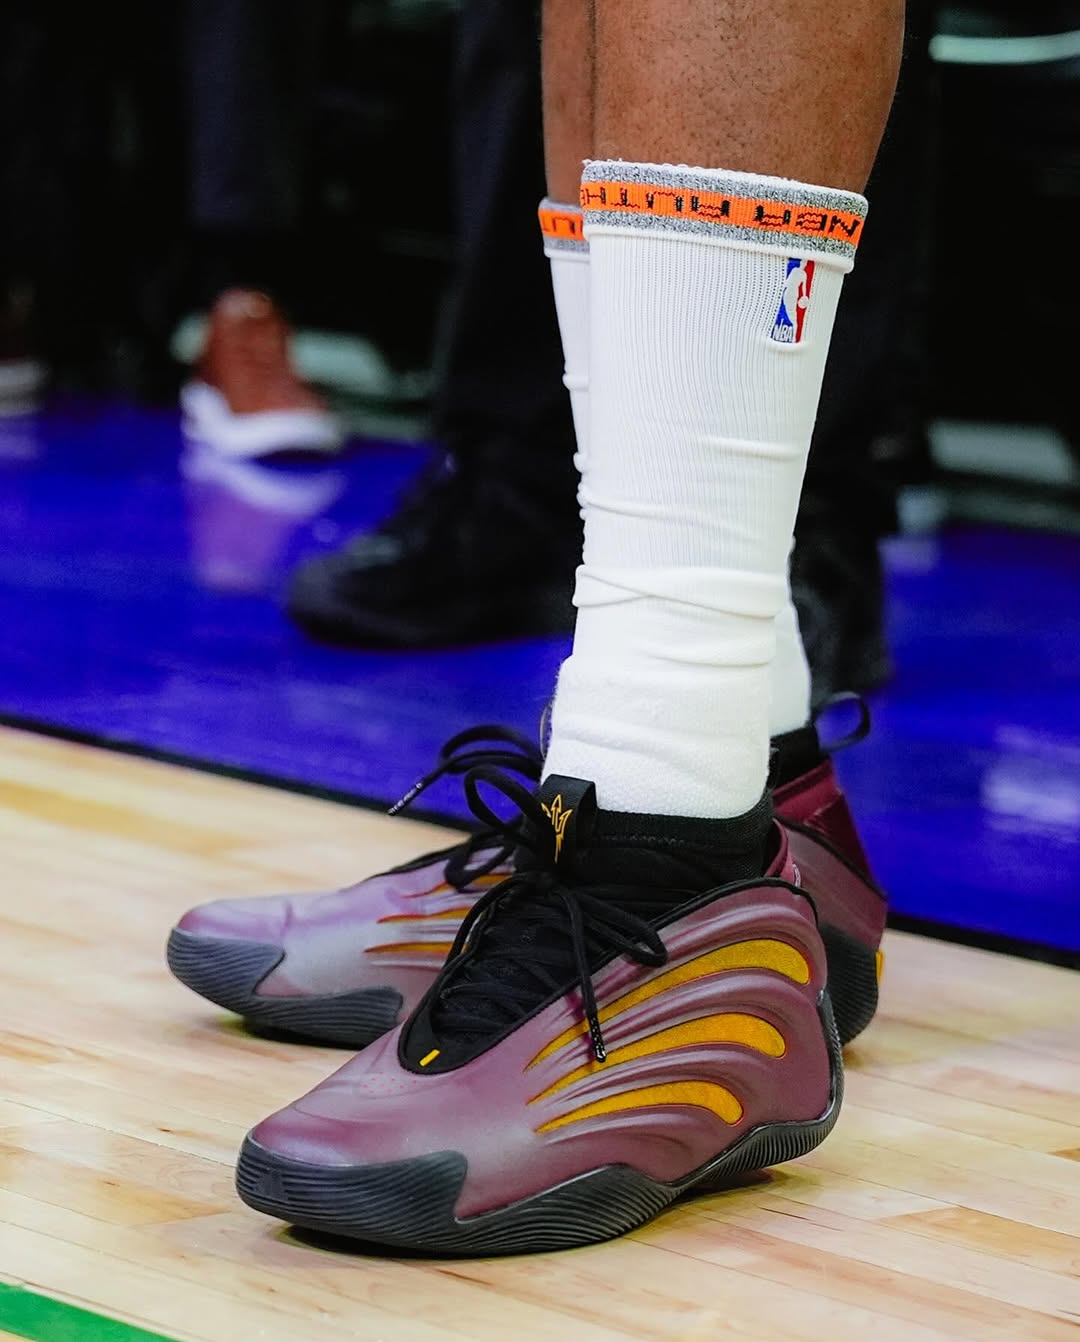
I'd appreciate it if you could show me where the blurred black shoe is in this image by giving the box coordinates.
[287,430,580,647]
[791,501,893,709]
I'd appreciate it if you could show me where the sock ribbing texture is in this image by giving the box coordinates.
[543,162,866,818]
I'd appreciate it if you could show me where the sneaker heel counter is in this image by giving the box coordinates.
[784,757,874,879]
[820,786,873,879]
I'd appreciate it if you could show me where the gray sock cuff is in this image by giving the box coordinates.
[539,198,590,254]
[580,162,867,263]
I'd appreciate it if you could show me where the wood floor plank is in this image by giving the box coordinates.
[844,1072,1080,1152]
[644,1211,1079,1342]
[0,1196,639,1342]
[3,725,1079,1342]
[0,1222,478,1342]
[883,1206,1080,1277]
[696,1196,1080,1321]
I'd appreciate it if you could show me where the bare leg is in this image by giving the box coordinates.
[542,0,595,202]
[593,0,903,192]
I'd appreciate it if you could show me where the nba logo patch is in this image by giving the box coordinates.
[771,257,815,343]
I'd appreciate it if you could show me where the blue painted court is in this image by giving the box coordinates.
[1,401,1077,956]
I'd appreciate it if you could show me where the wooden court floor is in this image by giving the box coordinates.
[2,725,1079,1342]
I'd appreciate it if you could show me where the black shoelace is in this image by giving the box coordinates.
[388,725,543,890]
[428,767,670,1063]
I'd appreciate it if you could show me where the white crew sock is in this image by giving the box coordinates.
[540,201,591,513]
[541,197,814,739]
[543,162,866,817]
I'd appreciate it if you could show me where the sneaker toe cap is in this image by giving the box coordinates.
[248,1106,366,1168]
[175,894,290,944]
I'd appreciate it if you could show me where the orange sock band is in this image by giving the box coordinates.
[580,163,867,264]
[539,199,588,252]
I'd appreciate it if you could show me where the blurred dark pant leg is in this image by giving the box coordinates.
[0,4,113,368]
[432,0,576,487]
[185,0,324,299]
[794,2,936,700]
[803,0,936,531]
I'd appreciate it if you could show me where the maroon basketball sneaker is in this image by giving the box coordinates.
[166,726,536,1045]
[235,769,843,1254]
[168,706,885,1048]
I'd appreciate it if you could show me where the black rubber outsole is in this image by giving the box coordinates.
[234,994,844,1256]
[166,928,403,1048]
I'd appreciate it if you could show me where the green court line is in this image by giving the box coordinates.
[0,1283,181,1342]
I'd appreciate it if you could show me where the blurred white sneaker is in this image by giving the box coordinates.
[182,289,342,459]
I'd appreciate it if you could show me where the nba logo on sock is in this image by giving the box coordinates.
[771,258,815,343]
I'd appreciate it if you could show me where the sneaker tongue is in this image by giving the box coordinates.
[533,774,598,867]
[416,775,773,1071]
[530,775,772,896]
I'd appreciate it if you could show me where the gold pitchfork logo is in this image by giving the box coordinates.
[541,794,574,860]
